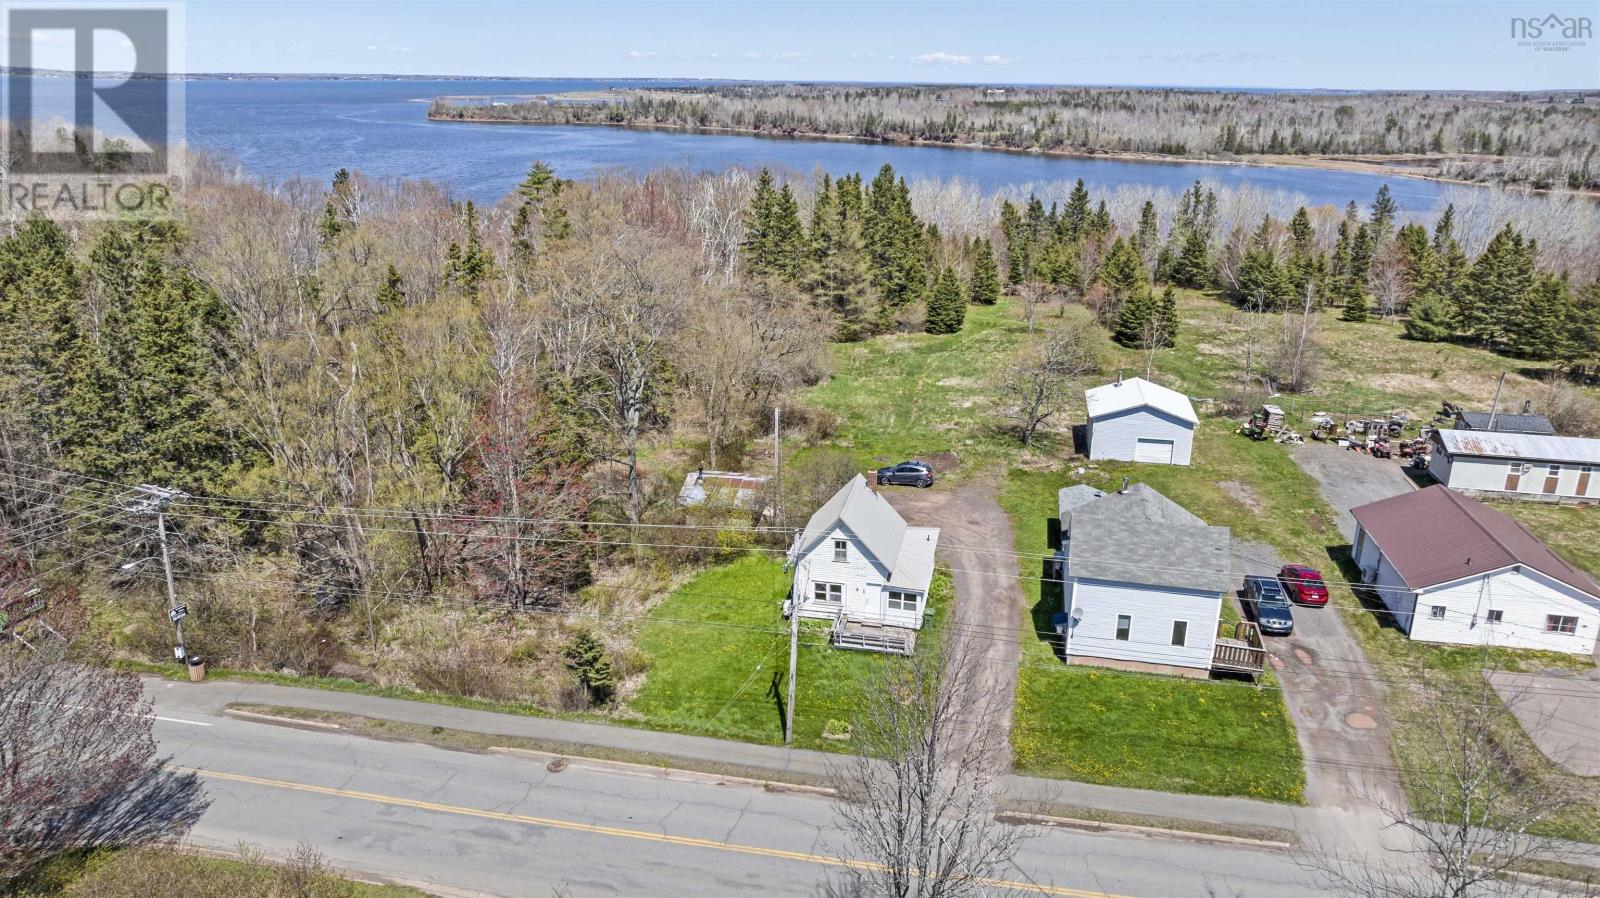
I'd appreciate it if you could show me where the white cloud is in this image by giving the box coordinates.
[742,51,762,60]
[366,45,379,51]
[627,50,659,58]
[771,51,806,61]
[911,51,971,66]
[981,54,1012,65]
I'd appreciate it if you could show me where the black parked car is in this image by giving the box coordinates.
[1242,575,1294,636]
[876,460,935,488]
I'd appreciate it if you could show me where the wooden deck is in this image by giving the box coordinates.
[830,617,917,655]
[1211,620,1267,679]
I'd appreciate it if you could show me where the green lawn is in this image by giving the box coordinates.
[999,460,1307,803]
[6,848,426,898]
[801,300,1053,473]
[628,553,951,750]
[1496,501,1600,582]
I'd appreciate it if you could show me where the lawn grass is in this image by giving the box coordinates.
[1494,501,1600,581]
[628,552,951,751]
[999,457,1306,803]
[801,300,1052,473]
[5,847,426,898]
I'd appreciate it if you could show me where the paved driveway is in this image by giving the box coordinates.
[1489,669,1600,776]
[1231,542,1406,828]
[1288,442,1418,539]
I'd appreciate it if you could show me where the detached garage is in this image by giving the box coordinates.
[1084,376,1197,466]
[1351,484,1600,655]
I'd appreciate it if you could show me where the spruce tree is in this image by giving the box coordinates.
[1134,200,1160,271]
[1063,179,1091,239]
[1155,284,1179,348]
[0,218,84,451]
[1173,227,1211,289]
[1112,287,1154,347]
[1403,293,1455,341]
[924,265,967,335]
[969,238,1001,305]
[1369,184,1397,244]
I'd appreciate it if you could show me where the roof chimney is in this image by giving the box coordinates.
[1119,476,1130,493]
[1116,369,1123,385]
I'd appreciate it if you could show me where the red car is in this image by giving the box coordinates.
[1279,564,1330,606]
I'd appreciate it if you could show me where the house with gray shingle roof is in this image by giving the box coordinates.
[1054,483,1248,673]
[786,475,939,654]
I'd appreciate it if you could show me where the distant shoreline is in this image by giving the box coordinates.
[425,112,1594,197]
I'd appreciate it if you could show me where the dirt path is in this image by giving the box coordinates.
[883,478,1024,769]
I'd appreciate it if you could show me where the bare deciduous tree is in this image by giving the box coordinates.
[1,645,207,881]
[1000,315,1105,447]
[1306,674,1591,898]
[827,633,1027,898]
[1266,283,1322,393]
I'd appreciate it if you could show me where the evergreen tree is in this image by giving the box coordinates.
[376,263,407,313]
[1112,287,1154,347]
[443,201,496,297]
[1458,224,1534,347]
[1369,184,1397,244]
[564,630,616,704]
[1507,273,1571,359]
[1173,227,1211,289]
[1100,237,1149,314]
[1154,284,1179,348]
[968,238,1001,305]
[1403,293,1455,341]
[0,218,84,453]
[1062,179,1091,239]
[924,265,967,335]
[863,165,928,329]
[1237,216,1292,309]
[1134,200,1160,273]
[805,174,874,340]
[1559,281,1600,373]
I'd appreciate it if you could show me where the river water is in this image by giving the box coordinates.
[28,77,1470,211]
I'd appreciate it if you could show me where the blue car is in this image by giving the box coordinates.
[1242,575,1294,636]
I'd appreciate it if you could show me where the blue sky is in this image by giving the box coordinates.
[151,1,1600,89]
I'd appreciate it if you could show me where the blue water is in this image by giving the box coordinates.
[26,77,1467,211]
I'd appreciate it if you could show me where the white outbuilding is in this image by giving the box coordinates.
[1084,376,1198,465]
[1351,484,1600,655]
[1427,429,1600,503]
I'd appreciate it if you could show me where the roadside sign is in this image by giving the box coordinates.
[169,604,188,624]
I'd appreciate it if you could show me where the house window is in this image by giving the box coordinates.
[887,590,919,612]
[832,539,848,563]
[1486,609,1504,623]
[1115,614,1132,641]
[1430,605,1447,620]
[1170,620,1188,647]
[1547,615,1578,635]
[812,582,843,605]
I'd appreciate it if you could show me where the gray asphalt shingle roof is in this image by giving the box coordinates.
[1455,411,1557,435]
[1063,484,1232,594]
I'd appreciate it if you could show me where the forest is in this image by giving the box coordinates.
[2,152,1599,711]
[429,85,1600,190]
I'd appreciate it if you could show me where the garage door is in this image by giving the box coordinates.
[1134,438,1175,464]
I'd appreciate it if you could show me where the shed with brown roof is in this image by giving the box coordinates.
[1350,485,1599,654]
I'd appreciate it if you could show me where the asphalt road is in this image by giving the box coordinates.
[145,680,1332,898]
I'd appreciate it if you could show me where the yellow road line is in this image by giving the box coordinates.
[187,766,1128,898]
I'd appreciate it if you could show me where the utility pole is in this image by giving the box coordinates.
[772,406,782,525]
[133,485,189,662]
[1486,371,1506,432]
[785,557,801,746]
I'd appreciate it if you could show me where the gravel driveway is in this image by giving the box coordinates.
[883,478,1023,771]
[1288,442,1419,539]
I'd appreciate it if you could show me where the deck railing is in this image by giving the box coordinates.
[1211,620,1266,678]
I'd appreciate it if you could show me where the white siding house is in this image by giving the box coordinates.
[787,475,940,638]
[1085,377,1198,466]
[1351,485,1600,655]
[1055,484,1239,673]
[1428,429,1600,503]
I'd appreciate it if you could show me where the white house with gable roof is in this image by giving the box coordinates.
[786,474,940,653]
[1085,376,1198,466]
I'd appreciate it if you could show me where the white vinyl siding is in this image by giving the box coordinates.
[792,524,926,630]
[1354,522,1416,633]
[1368,557,1600,654]
[1431,453,1600,500]
[1062,577,1221,670]
[1087,406,1194,466]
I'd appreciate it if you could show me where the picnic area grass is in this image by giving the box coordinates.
[628,552,952,751]
[999,460,1306,803]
